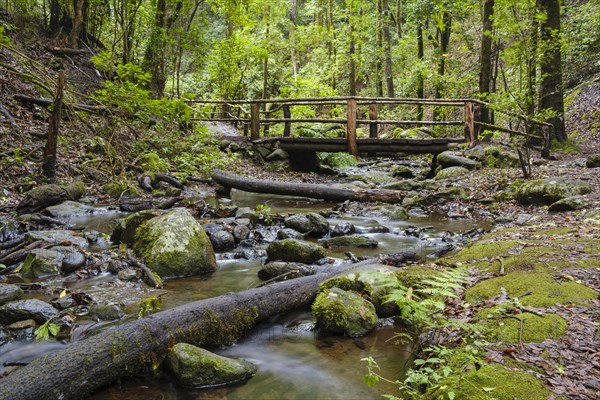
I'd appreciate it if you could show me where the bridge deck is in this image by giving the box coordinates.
[256,137,466,154]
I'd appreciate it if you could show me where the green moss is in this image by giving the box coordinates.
[428,364,558,400]
[102,181,140,199]
[394,266,441,288]
[465,272,598,307]
[481,312,567,343]
[312,287,378,337]
[551,139,580,154]
[138,152,169,173]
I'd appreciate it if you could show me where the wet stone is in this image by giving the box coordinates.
[258,262,316,280]
[330,222,356,237]
[277,228,304,240]
[61,251,87,273]
[0,299,59,324]
[118,268,139,281]
[211,231,236,252]
[232,225,250,242]
[89,303,124,321]
[0,284,23,306]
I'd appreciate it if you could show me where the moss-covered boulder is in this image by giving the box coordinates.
[0,284,23,305]
[548,195,589,211]
[586,154,600,168]
[312,287,378,337]
[320,235,378,249]
[16,182,85,214]
[20,249,64,279]
[383,179,423,191]
[133,208,217,278]
[437,151,480,170]
[165,343,257,388]
[111,210,162,245]
[465,272,598,307]
[321,268,401,317]
[266,239,326,264]
[515,178,593,205]
[434,166,470,181]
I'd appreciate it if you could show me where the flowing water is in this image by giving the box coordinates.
[1,190,489,399]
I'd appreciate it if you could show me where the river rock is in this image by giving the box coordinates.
[464,145,486,161]
[0,217,23,242]
[0,299,59,324]
[276,228,304,240]
[266,148,289,161]
[266,239,326,264]
[284,213,329,237]
[61,250,87,273]
[16,182,85,214]
[391,165,415,178]
[232,225,250,242]
[89,303,124,321]
[0,284,23,305]
[434,166,469,181]
[111,210,162,245]
[330,222,356,237]
[382,179,423,191]
[437,151,480,170]
[26,230,88,247]
[380,204,409,220]
[45,201,95,219]
[312,288,377,337]
[211,231,236,252]
[165,343,257,388]
[586,155,600,168]
[257,262,316,280]
[118,268,139,281]
[548,195,589,212]
[516,178,593,205]
[133,208,217,278]
[320,235,378,249]
[21,249,64,278]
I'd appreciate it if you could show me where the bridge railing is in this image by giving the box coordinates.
[188,97,551,156]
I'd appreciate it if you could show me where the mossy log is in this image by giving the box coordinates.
[16,182,85,214]
[211,169,405,203]
[0,260,372,400]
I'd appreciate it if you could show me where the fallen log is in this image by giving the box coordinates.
[211,169,405,204]
[0,260,373,400]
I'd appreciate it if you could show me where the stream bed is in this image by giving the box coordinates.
[1,190,489,399]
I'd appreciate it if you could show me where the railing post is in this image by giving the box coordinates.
[347,98,358,156]
[464,101,475,143]
[369,103,378,138]
[250,102,260,141]
[283,104,291,137]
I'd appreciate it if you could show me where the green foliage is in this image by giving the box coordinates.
[34,319,61,341]
[0,26,10,45]
[254,203,274,224]
[138,296,162,318]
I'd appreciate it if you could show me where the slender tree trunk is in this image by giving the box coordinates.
[539,0,566,142]
[43,71,65,181]
[433,12,451,120]
[348,2,357,96]
[328,0,337,90]
[416,23,424,121]
[48,0,62,33]
[382,0,394,98]
[479,0,494,125]
[395,0,403,39]
[376,0,384,97]
[290,0,298,80]
[526,0,540,137]
[68,0,85,48]
[262,5,270,100]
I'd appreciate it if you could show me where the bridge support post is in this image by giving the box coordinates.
[251,102,260,141]
[369,103,378,138]
[347,98,358,156]
[464,101,480,144]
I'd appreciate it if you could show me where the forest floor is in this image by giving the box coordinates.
[1,19,600,400]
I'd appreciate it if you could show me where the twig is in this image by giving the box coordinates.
[0,236,25,251]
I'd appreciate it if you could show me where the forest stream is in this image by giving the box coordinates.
[1,189,488,400]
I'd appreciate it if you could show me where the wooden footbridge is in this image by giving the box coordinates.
[189,97,551,157]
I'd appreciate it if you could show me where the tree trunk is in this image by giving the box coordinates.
[348,2,357,97]
[539,0,566,142]
[43,71,65,181]
[479,0,494,125]
[382,0,394,98]
[433,12,451,120]
[0,261,372,400]
[376,0,384,97]
[416,23,424,121]
[68,0,85,48]
[290,0,298,79]
[211,170,405,203]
